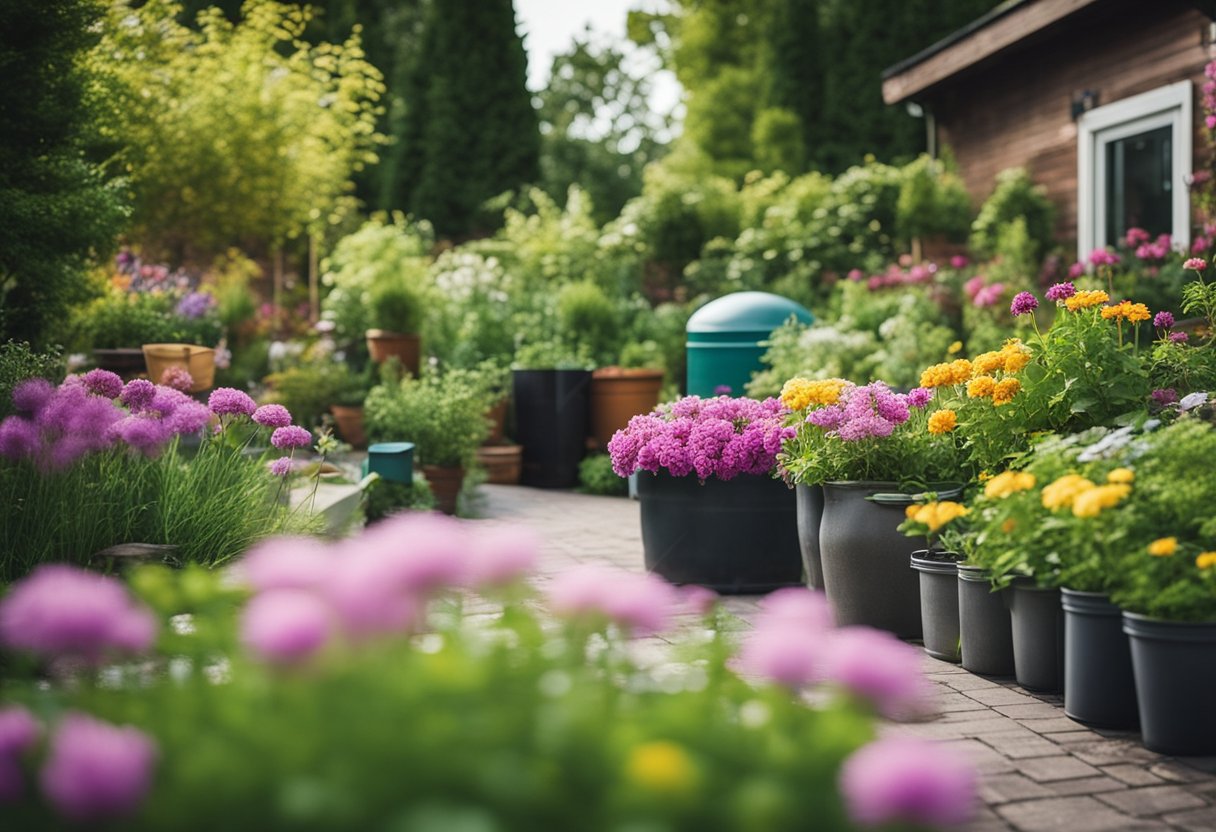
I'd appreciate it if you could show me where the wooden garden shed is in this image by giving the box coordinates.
[882,0,1216,257]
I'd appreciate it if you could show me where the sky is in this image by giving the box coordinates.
[513,0,680,113]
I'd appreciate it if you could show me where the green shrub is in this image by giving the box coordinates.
[264,361,369,429]
[969,167,1055,261]
[578,453,628,496]
[364,475,435,522]
[0,342,64,419]
[557,281,620,366]
[364,368,492,467]
[369,282,423,334]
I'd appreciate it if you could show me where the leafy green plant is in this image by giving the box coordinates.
[364,474,435,522]
[369,282,422,334]
[556,280,620,366]
[0,342,64,419]
[969,167,1055,262]
[364,368,492,468]
[512,340,595,371]
[264,360,369,429]
[578,453,628,496]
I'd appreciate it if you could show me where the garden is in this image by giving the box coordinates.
[4,0,1216,827]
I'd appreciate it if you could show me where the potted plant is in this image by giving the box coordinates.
[779,379,968,637]
[365,282,422,377]
[589,340,665,452]
[363,367,491,515]
[608,394,803,593]
[329,364,373,450]
[898,498,970,662]
[511,341,594,489]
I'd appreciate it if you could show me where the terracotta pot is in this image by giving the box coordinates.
[475,443,522,485]
[92,348,147,379]
[330,404,366,449]
[484,398,509,445]
[365,330,421,378]
[589,367,664,450]
[421,464,464,516]
[141,343,216,392]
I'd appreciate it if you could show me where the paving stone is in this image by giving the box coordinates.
[932,691,991,713]
[996,796,1157,831]
[964,686,1045,707]
[1068,739,1162,767]
[1165,806,1216,831]
[1097,784,1208,817]
[1046,776,1129,797]
[1042,730,1105,744]
[1150,760,1214,783]
[993,703,1068,719]
[943,674,1003,692]
[1021,717,1095,735]
[1101,765,1165,786]
[1018,755,1103,783]
[979,772,1055,804]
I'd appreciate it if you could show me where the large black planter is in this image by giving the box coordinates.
[795,484,825,590]
[512,369,591,489]
[636,472,802,593]
[911,550,964,662]
[1008,579,1065,693]
[1124,613,1216,755]
[957,565,1015,676]
[1062,590,1137,729]
[818,482,921,638]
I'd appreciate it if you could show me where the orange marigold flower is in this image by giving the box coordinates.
[1065,289,1110,311]
[972,351,1004,375]
[983,470,1036,499]
[1072,483,1131,518]
[1107,468,1134,484]
[967,376,995,398]
[1148,537,1178,557]
[1196,552,1216,570]
[1041,474,1095,510]
[928,409,957,434]
[992,377,1021,406]
[1000,340,1033,373]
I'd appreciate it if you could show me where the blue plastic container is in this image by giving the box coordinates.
[686,292,813,397]
[364,442,415,485]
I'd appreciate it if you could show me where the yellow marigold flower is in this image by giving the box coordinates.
[948,340,963,355]
[1001,518,1017,533]
[1100,302,1124,320]
[1196,552,1216,570]
[906,504,920,519]
[1147,537,1178,557]
[972,351,1005,375]
[1124,302,1150,323]
[927,409,957,434]
[910,501,970,532]
[919,362,951,388]
[1000,340,1033,373]
[1041,474,1095,510]
[978,471,992,482]
[984,470,1036,499]
[779,377,814,410]
[1065,289,1110,311]
[967,376,996,398]
[949,359,973,384]
[992,377,1021,406]
[1107,468,1134,484]
[806,379,848,406]
[625,741,699,795]
[1072,483,1131,518]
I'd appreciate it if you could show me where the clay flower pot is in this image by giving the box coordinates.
[365,329,421,378]
[421,464,463,515]
[330,404,366,449]
[589,367,664,450]
[141,343,216,392]
[475,443,522,485]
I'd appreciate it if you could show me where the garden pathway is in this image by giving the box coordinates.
[475,484,1216,832]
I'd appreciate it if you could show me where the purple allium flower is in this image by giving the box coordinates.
[1170,331,1190,343]
[839,737,977,828]
[972,282,1006,308]
[48,435,93,471]
[1067,262,1086,279]
[547,565,678,637]
[119,379,156,411]
[906,387,934,408]
[821,628,930,718]
[147,386,191,418]
[0,565,157,661]
[712,384,732,395]
[734,623,821,688]
[82,370,123,400]
[1153,311,1176,329]
[238,536,333,594]
[109,416,171,456]
[253,404,292,429]
[165,402,211,436]
[40,713,157,822]
[1088,248,1121,267]
[268,456,293,477]
[271,425,312,450]
[158,366,193,392]
[0,416,40,460]
[240,589,334,664]
[12,379,54,415]
[1151,388,1180,406]
[174,290,216,320]
[465,524,539,588]
[208,387,256,417]
[1185,257,1208,271]
[1045,281,1077,302]
[1010,291,1039,316]
[0,706,39,802]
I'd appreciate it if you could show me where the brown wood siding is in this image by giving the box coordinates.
[923,0,1212,246]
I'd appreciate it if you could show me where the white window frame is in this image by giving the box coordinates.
[1077,80,1192,259]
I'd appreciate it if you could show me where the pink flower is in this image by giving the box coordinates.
[820,628,930,718]
[906,388,934,408]
[755,587,834,631]
[0,416,40,460]
[1191,237,1210,254]
[1185,257,1207,271]
[40,713,157,822]
[238,536,333,593]
[1088,248,1120,267]
[1124,227,1151,247]
[465,524,539,588]
[268,456,293,477]
[972,282,1005,308]
[847,269,865,281]
[119,379,156,411]
[271,425,312,450]
[207,387,256,417]
[1154,311,1175,329]
[949,255,969,269]
[241,589,334,664]
[734,624,821,688]
[158,366,194,392]
[1045,281,1076,302]
[0,706,39,802]
[839,737,977,828]
[82,370,123,399]
[1170,331,1190,343]
[252,404,292,429]
[0,565,157,662]
[12,378,54,415]
[1207,115,1216,130]
[1067,261,1086,279]
[1009,291,1039,316]
[548,566,678,637]
[963,275,986,299]
[677,585,719,617]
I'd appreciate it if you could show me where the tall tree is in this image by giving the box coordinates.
[0,0,126,346]
[397,0,540,237]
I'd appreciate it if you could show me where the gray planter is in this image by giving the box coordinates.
[957,565,1015,676]
[1124,613,1216,755]
[1008,579,1065,693]
[911,550,964,662]
[1062,590,1137,729]
[818,481,921,637]
[795,484,825,590]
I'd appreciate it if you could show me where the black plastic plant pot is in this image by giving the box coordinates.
[512,369,591,489]
[957,565,1015,677]
[1061,590,1138,729]
[911,550,965,662]
[795,484,825,590]
[1124,613,1216,755]
[1007,579,1065,693]
[636,472,802,594]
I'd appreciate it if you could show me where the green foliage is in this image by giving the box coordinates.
[397,0,539,236]
[557,281,620,367]
[364,368,492,467]
[265,360,370,429]
[969,168,1056,262]
[0,342,65,419]
[747,320,882,398]
[89,0,384,259]
[578,453,629,496]
[369,282,423,334]
[751,108,806,174]
[511,341,595,371]
[896,155,972,243]
[0,0,127,347]
[79,289,223,350]
[364,474,435,522]
[424,250,517,368]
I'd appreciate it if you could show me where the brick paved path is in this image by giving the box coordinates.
[475,484,1216,832]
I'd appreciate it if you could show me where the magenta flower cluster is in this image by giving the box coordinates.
[1009,291,1038,316]
[607,395,793,481]
[856,261,939,292]
[805,381,910,441]
[1088,247,1121,267]
[1045,281,1076,302]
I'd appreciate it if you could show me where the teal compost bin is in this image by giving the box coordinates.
[686,292,813,397]
[363,442,415,485]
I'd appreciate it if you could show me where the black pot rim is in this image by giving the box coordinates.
[1060,589,1119,616]
[910,549,964,574]
[1123,612,1216,641]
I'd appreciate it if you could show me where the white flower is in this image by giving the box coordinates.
[1179,392,1209,411]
